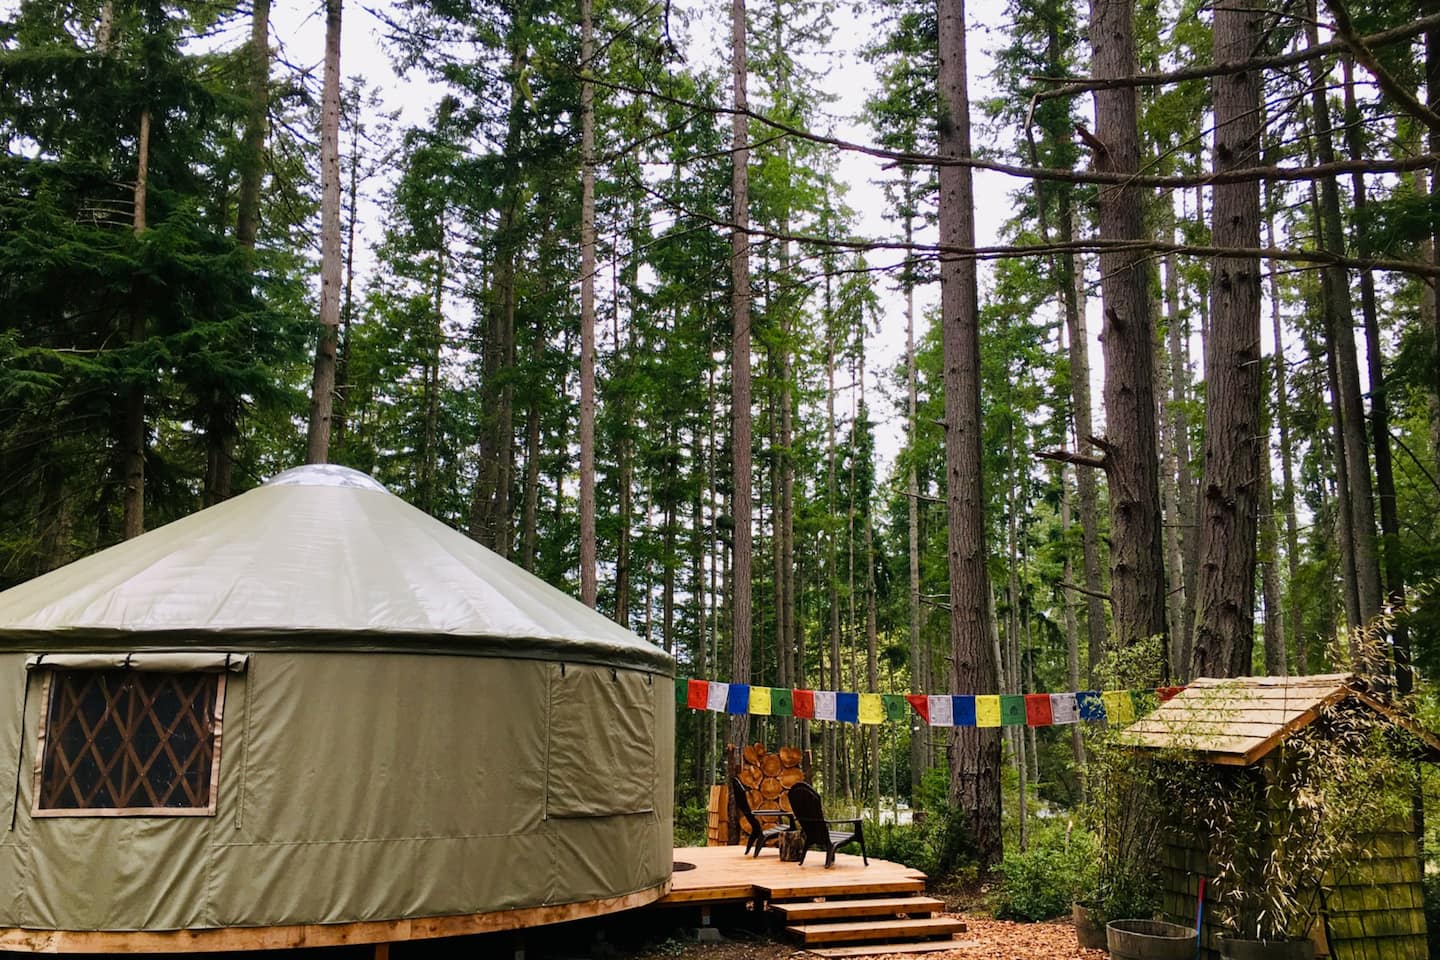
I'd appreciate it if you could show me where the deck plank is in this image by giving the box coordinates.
[660,846,927,908]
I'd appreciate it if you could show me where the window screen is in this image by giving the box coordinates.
[36,670,224,815]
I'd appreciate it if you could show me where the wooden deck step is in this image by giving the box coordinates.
[770,896,946,922]
[805,938,980,957]
[762,877,927,900]
[785,917,967,945]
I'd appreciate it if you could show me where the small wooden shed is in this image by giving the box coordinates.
[1126,674,1440,960]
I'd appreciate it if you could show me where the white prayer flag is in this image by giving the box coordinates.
[814,690,838,721]
[706,681,729,713]
[927,695,954,726]
[1050,692,1079,725]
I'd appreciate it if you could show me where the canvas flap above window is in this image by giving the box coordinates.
[546,663,655,818]
[26,652,249,673]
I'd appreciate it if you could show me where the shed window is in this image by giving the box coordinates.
[35,670,225,816]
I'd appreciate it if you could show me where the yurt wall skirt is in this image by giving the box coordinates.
[0,465,675,951]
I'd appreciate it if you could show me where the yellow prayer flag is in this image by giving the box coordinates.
[749,686,772,716]
[975,695,1001,727]
[1102,690,1135,724]
[859,693,886,725]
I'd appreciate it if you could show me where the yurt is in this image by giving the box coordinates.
[0,465,675,953]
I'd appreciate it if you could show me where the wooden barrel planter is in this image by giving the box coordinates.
[1217,937,1315,960]
[1072,904,1107,951]
[1106,920,1197,960]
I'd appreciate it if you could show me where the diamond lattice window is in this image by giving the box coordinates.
[36,670,224,815]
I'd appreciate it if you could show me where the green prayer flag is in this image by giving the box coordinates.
[1130,689,1157,716]
[771,687,794,717]
[882,694,907,722]
[675,679,689,706]
[1000,694,1027,726]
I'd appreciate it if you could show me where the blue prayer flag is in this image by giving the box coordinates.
[727,683,751,715]
[952,695,977,727]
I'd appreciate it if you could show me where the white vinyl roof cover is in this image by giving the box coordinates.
[0,464,673,673]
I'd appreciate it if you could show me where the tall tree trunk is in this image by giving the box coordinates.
[208,0,270,504]
[418,212,446,513]
[332,95,362,458]
[305,0,343,464]
[522,365,543,572]
[1190,0,1264,680]
[1428,8,1440,484]
[122,106,151,539]
[1264,192,1303,673]
[1260,434,1286,675]
[1305,4,1383,630]
[579,0,598,607]
[1061,222,1106,681]
[1058,464,1087,798]
[694,421,709,800]
[904,187,927,793]
[729,0,753,750]
[1088,0,1168,660]
[1161,245,1194,677]
[1342,57,1408,682]
[826,280,841,793]
[1163,250,1198,682]
[938,0,1001,869]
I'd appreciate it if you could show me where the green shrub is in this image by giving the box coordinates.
[860,804,975,880]
[992,829,1098,922]
[866,820,934,874]
[673,802,706,847]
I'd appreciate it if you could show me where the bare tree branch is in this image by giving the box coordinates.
[1037,448,1109,470]
[1321,0,1440,136]
[1030,10,1440,102]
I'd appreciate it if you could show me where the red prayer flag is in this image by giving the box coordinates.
[686,679,709,709]
[1024,693,1054,727]
[792,689,816,719]
[905,694,930,723]
[1157,686,1184,702]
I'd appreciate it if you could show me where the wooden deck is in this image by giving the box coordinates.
[660,845,927,906]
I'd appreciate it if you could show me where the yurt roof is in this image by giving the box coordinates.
[1123,674,1440,765]
[0,465,672,673]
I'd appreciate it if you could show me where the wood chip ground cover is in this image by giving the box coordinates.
[633,916,1108,960]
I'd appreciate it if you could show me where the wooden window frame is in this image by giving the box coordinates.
[31,669,228,818]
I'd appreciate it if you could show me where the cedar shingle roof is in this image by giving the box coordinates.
[1124,674,1440,765]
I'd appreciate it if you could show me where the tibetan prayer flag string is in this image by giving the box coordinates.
[676,676,1182,727]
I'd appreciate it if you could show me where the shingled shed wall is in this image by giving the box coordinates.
[1324,814,1426,960]
[1158,808,1426,960]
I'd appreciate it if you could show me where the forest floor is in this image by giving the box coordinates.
[629,914,1104,960]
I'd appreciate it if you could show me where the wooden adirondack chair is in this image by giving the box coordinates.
[731,776,794,856]
[787,780,867,868]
